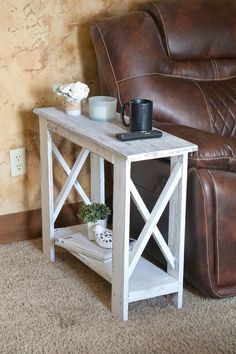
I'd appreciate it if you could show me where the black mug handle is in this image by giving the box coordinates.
[120,102,130,127]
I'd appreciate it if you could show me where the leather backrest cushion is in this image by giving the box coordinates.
[91,10,236,83]
[91,12,165,83]
[141,0,236,60]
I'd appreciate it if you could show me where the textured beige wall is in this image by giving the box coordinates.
[0,0,143,216]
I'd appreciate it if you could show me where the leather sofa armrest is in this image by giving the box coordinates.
[155,122,236,172]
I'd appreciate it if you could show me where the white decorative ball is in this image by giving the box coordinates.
[94,226,112,249]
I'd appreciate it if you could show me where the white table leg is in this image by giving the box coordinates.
[90,153,105,203]
[39,118,55,261]
[167,153,188,307]
[112,156,131,321]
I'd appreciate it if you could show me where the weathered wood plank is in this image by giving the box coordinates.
[34,107,198,162]
[128,162,181,278]
[112,156,131,321]
[39,118,55,261]
[90,153,105,204]
[53,148,89,221]
[52,142,91,205]
[130,180,175,269]
[167,154,188,308]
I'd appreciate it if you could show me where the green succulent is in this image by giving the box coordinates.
[78,203,111,224]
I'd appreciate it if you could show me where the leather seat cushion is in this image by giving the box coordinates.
[155,123,236,173]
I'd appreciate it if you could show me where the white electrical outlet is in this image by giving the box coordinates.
[10,147,26,176]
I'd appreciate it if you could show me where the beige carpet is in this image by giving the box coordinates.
[0,239,235,354]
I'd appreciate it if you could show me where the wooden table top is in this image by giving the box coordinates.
[34,107,198,162]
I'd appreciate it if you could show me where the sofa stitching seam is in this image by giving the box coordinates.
[211,59,217,80]
[192,80,214,132]
[189,156,231,160]
[202,83,236,138]
[214,84,236,137]
[116,72,236,83]
[207,170,220,286]
[213,59,220,79]
[92,23,122,106]
[195,169,219,296]
[152,1,171,57]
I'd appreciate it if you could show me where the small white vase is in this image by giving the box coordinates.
[87,218,107,241]
[65,99,82,116]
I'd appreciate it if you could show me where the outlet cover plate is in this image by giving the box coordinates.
[10,148,26,176]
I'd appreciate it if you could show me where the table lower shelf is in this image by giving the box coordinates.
[55,225,180,303]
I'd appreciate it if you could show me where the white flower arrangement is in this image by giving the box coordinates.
[52,81,90,102]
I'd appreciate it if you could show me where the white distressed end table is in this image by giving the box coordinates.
[34,107,198,321]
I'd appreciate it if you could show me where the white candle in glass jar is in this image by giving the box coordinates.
[89,96,117,121]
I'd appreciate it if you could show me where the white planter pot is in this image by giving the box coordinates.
[65,99,82,116]
[87,218,107,241]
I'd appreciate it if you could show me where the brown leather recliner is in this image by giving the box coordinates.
[90,0,236,298]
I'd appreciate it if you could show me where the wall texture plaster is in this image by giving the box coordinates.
[0,0,142,216]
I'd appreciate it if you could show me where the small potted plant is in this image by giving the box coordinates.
[78,203,111,241]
